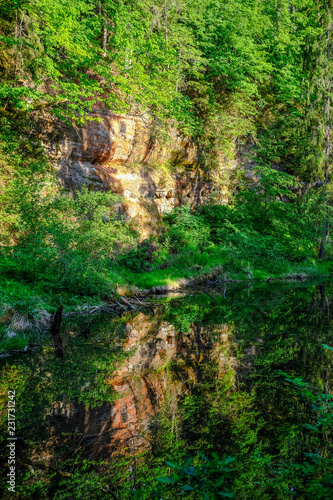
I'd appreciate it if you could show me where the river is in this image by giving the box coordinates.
[1,281,333,498]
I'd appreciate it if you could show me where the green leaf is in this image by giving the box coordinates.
[156,476,177,484]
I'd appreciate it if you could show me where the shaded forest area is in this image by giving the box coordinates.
[1,1,333,315]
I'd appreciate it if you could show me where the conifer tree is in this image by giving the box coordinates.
[303,1,333,180]
[302,1,333,258]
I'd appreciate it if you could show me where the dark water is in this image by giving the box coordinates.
[1,281,333,498]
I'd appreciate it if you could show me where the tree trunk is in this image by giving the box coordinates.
[325,20,331,180]
[103,23,107,57]
[164,0,168,44]
[99,2,107,57]
[319,218,327,259]
[319,283,326,308]
[319,14,332,259]
[275,0,280,33]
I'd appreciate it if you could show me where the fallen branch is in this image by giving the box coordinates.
[119,296,136,309]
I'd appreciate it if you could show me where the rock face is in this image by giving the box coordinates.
[41,104,260,236]
[42,106,234,234]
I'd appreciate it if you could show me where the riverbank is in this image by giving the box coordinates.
[1,258,332,355]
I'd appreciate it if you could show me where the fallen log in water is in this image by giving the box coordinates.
[50,306,64,358]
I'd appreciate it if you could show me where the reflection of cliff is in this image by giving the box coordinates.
[48,312,236,460]
[107,315,237,456]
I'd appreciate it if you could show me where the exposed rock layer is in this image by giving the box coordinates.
[42,107,234,234]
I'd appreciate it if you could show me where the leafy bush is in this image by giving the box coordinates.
[164,205,211,254]
[134,454,235,499]
[118,240,155,273]
[1,173,137,295]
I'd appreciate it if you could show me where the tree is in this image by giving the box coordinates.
[301,1,333,258]
[302,1,333,180]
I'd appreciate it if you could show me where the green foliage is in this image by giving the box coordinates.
[118,240,154,273]
[0,312,131,457]
[116,167,333,288]
[1,282,333,498]
[0,0,201,126]
[134,454,235,499]
[50,455,112,500]
[0,331,29,354]
[2,3,333,496]
[247,367,333,499]
[164,204,210,253]
[0,143,136,296]
[0,0,329,159]
[1,0,333,308]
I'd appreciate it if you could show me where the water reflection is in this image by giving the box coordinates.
[48,281,333,462]
[2,281,333,489]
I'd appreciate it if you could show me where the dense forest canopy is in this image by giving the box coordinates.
[0,0,331,155]
[1,0,333,292]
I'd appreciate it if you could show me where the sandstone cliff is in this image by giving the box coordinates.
[41,106,242,235]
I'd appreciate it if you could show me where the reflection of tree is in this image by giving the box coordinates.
[1,282,333,497]
[159,282,333,484]
[0,311,131,493]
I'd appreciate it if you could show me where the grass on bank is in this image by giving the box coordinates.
[117,249,333,290]
[1,246,332,355]
[1,164,333,354]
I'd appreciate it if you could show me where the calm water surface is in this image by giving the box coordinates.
[1,281,333,497]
